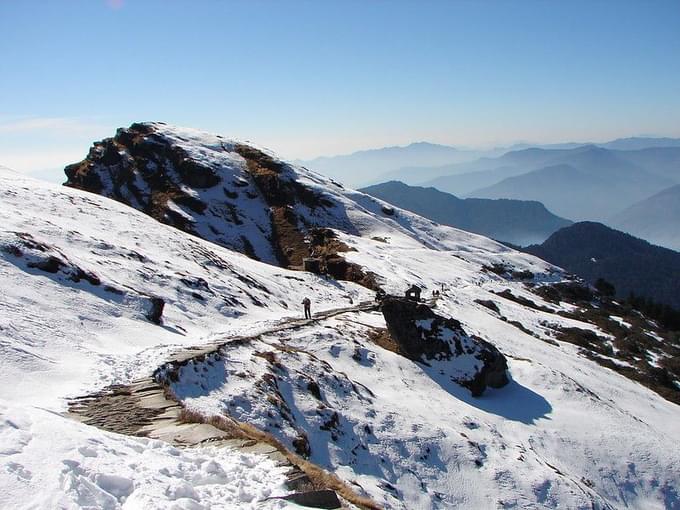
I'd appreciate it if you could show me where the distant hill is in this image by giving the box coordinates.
[600,137,680,151]
[611,147,680,181]
[360,181,571,246]
[467,147,674,221]
[297,142,473,188]
[376,145,585,188]
[524,222,680,309]
[422,145,680,197]
[610,184,680,252]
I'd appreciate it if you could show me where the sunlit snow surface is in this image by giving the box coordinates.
[1,125,679,510]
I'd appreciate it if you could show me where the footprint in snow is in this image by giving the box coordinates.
[6,461,32,481]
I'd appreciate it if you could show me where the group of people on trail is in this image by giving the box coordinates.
[303,282,446,317]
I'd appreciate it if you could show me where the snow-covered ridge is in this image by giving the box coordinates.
[63,122,553,279]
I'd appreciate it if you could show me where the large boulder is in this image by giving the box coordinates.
[380,297,508,396]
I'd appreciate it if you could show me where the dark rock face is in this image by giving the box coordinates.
[64,123,224,238]
[475,299,500,314]
[146,297,165,325]
[380,297,508,396]
[534,280,593,304]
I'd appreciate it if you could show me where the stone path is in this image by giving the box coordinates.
[68,300,382,509]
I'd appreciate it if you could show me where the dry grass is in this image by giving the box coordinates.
[178,408,251,441]
[178,406,380,509]
[367,327,401,356]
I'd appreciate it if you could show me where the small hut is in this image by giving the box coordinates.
[405,284,422,302]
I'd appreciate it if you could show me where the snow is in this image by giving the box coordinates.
[0,168,369,508]
[610,315,632,329]
[2,123,680,510]
[0,402,289,510]
[171,311,680,509]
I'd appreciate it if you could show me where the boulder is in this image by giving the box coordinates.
[380,297,508,396]
[146,296,165,324]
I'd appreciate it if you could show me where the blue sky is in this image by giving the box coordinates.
[1,0,679,177]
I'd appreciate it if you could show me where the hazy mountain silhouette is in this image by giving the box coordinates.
[610,184,680,252]
[360,181,571,246]
[524,222,680,310]
[300,137,680,190]
[422,147,581,195]
[600,137,680,150]
[298,142,471,187]
[424,145,680,197]
[459,147,674,220]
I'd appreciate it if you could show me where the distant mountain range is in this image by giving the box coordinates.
[598,137,680,150]
[360,181,571,246]
[426,144,680,192]
[468,147,675,221]
[299,137,680,188]
[297,142,480,188]
[609,184,680,252]
[524,222,680,310]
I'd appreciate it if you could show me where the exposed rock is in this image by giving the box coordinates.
[493,289,554,313]
[534,280,594,304]
[2,232,101,286]
[280,489,342,509]
[63,122,378,290]
[146,297,165,325]
[64,124,220,238]
[380,297,508,396]
[306,228,379,290]
[475,299,500,314]
[381,205,395,216]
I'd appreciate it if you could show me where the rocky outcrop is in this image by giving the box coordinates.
[64,122,217,236]
[1,231,101,286]
[1,231,167,326]
[63,122,378,290]
[380,297,508,396]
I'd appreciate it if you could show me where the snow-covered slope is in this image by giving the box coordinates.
[2,123,680,510]
[1,402,290,510]
[0,167,371,509]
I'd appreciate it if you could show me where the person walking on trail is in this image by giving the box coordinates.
[302,297,312,319]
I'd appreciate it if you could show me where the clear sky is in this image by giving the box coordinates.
[1,0,679,178]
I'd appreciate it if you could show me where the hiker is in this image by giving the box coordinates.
[302,297,311,319]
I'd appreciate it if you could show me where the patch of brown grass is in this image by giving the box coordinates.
[367,327,401,355]
[178,407,380,509]
[178,408,251,440]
